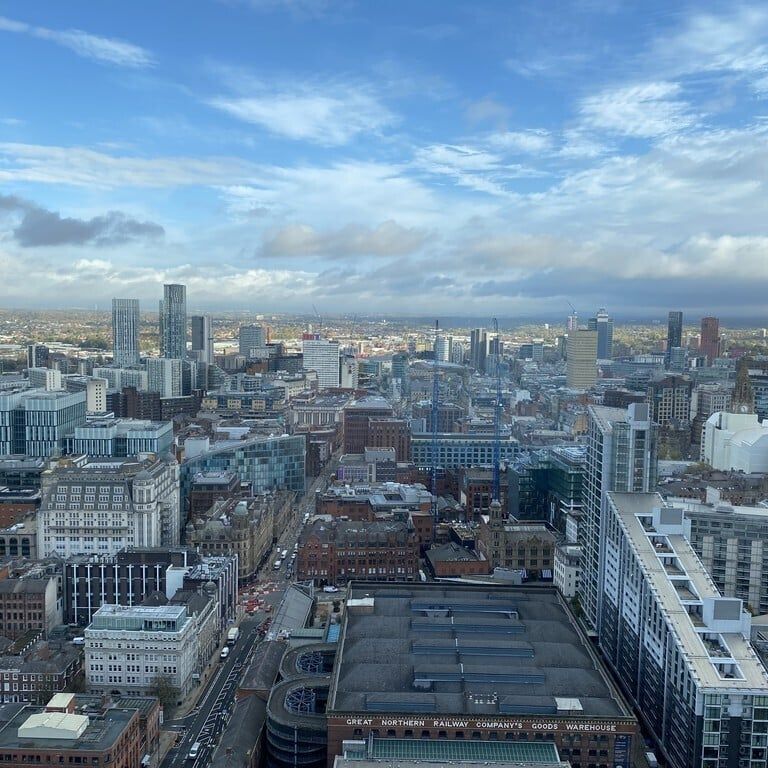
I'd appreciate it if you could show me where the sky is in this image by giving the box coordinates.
[1,1,768,319]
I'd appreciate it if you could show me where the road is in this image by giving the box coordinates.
[159,455,339,767]
[160,615,264,768]
[263,450,340,585]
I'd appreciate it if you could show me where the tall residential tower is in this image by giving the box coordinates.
[666,310,683,368]
[112,298,140,367]
[191,315,214,364]
[580,403,657,632]
[587,307,614,359]
[159,283,187,359]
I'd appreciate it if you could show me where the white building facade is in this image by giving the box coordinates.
[38,456,181,558]
[302,337,340,389]
[85,604,201,703]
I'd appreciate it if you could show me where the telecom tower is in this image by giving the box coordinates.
[431,320,440,523]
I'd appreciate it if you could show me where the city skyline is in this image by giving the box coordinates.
[1,2,768,316]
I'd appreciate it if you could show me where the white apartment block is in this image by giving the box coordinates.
[302,337,340,389]
[85,604,204,703]
[27,368,62,391]
[601,492,768,768]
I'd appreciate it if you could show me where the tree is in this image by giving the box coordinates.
[150,675,180,708]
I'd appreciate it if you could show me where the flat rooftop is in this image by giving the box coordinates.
[608,492,768,691]
[337,737,565,765]
[0,703,134,752]
[329,582,633,720]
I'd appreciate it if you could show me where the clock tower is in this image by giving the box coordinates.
[729,357,755,415]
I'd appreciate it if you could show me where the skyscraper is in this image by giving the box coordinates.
[26,343,49,370]
[434,334,451,362]
[580,404,657,632]
[666,310,683,368]
[159,284,187,360]
[112,298,140,367]
[302,334,340,389]
[700,316,721,364]
[238,324,265,359]
[469,328,488,372]
[587,308,613,359]
[566,329,598,388]
[191,315,213,365]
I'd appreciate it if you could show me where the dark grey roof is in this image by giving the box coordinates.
[210,696,266,768]
[425,542,483,564]
[329,582,633,721]
[0,579,51,594]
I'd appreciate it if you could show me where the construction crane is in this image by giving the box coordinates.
[311,304,322,334]
[431,320,440,524]
[492,318,502,503]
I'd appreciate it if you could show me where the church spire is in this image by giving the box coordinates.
[730,357,755,414]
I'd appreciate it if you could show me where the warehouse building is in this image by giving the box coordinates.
[325,582,638,768]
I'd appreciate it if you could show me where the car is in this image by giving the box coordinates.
[220,647,230,661]
[323,585,339,593]
[188,742,202,761]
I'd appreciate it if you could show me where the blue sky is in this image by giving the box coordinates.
[1,1,768,318]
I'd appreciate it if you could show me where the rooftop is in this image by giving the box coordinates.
[0,703,135,752]
[349,737,564,764]
[329,582,633,720]
[607,492,768,691]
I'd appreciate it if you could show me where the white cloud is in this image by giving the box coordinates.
[579,81,695,138]
[208,82,393,146]
[413,144,542,197]
[651,6,768,94]
[260,220,430,258]
[0,143,261,188]
[0,15,153,68]
[487,130,552,154]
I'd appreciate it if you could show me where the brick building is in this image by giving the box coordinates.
[424,542,490,577]
[0,643,82,705]
[0,578,62,639]
[186,470,245,521]
[367,418,411,462]
[296,519,419,583]
[477,501,557,578]
[0,489,41,526]
[342,396,394,454]
[0,695,143,768]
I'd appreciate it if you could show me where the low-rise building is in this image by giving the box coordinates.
[554,543,581,599]
[0,578,62,639]
[0,517,37,560]
[0,643,82,704]
[186,470,245,521]
[0,697,143,768]
[424,542,490,577]
[411,432,520,470]
[186,496,278,580]
[296,519,419,584]
[0,488,41,525]
[477,502,557,578]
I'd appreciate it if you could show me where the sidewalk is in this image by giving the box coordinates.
[165,644,223,721]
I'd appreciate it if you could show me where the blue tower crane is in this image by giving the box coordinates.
[492,317,502,503]
[431,320,440,523]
